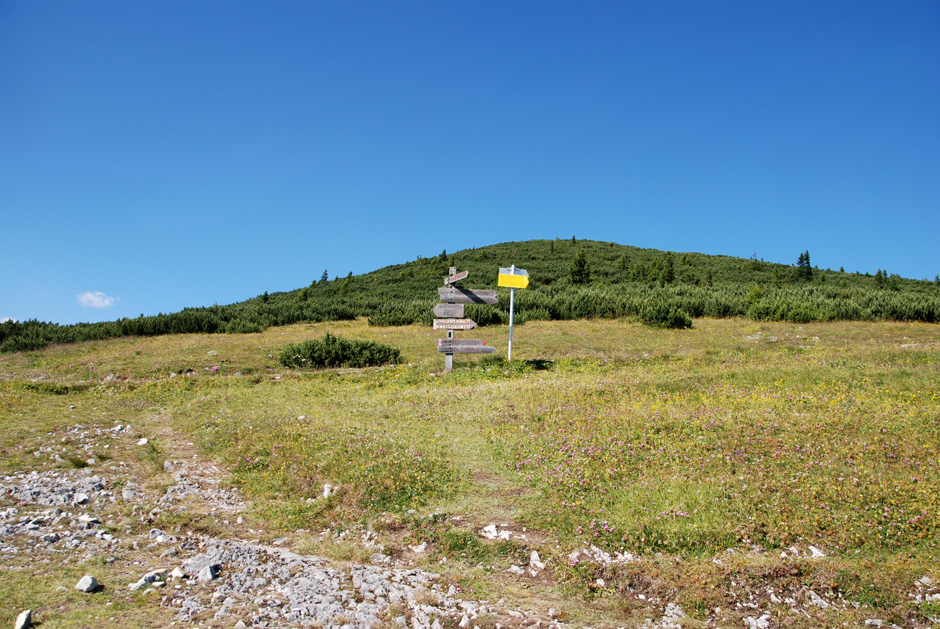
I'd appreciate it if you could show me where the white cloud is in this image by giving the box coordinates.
[77,291,119,308]
[0,317,15,323]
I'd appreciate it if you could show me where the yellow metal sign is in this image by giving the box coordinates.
[498,267,529,289]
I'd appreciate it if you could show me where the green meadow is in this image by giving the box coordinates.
[1,316,938,627]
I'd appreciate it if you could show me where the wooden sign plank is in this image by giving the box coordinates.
[436,340,495,354]
[436,338,484,347]
[433,303,465,318]
[433,318,477,331]
[444,270,469,285]
[438,287,498,305]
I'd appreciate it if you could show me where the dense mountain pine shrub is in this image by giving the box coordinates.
[278,333,401,369]
[3,240,938,352]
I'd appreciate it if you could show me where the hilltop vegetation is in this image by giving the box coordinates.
[3,239,939,352]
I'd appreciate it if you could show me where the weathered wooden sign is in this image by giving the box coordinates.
[433,318,477,331]
[433,303,465,318]
[444,270,469,285]
[436,339,495,354]
[438,287,499,305]
[434,268,497,372]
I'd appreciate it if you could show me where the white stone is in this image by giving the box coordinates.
[197,564,218,582]
[507,565,525,575]
[809,545,825,558]
[744,613,771,629]
[14,609,31,629]
[75,575,98,592]
[137,438,148,446]
[807,590,829,609]
[529,550,544,570]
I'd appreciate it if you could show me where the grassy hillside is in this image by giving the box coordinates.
[3,239,939,352]
[1,317,937,626]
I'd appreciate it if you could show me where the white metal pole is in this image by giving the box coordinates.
[508,264,515,361]
[508,287,515,360]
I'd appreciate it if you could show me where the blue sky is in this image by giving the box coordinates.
[2,1,938,325]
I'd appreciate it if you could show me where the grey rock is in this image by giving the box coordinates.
[14,609,31,629]
[75,575,98,592]
[130,569,167,591]
[807,589,830,609]
[197,564,219,582]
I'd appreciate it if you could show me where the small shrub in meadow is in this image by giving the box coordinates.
[279,333,401,369]
[639,302,693,329]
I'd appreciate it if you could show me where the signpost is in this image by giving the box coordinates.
[497,266,529,361]
[433,318,477,331]
[437,287,499,305]
[436,339,495,354]
[434,267,497,372]
[432,303,465,318]
[443,270,469,285]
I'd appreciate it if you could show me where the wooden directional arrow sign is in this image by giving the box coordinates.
[433,318,477,331]
[444,270,469,285]
[438,287,499,305]
[436,339,496,354]
[433,303,465,318]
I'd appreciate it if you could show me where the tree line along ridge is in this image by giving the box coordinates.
[2,240,938,352]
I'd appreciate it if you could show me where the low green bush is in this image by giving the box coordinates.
[279,333,401,369]
[640,302,693,329]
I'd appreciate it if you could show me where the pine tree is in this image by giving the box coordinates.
[796,251,813,281]
[618,253,629,274]
[320,269,329,284]
[570,250,590,284]
[661,252,675,284]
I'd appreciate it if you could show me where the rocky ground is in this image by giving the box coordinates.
[2,416,938,628]
[0,417,553,628]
